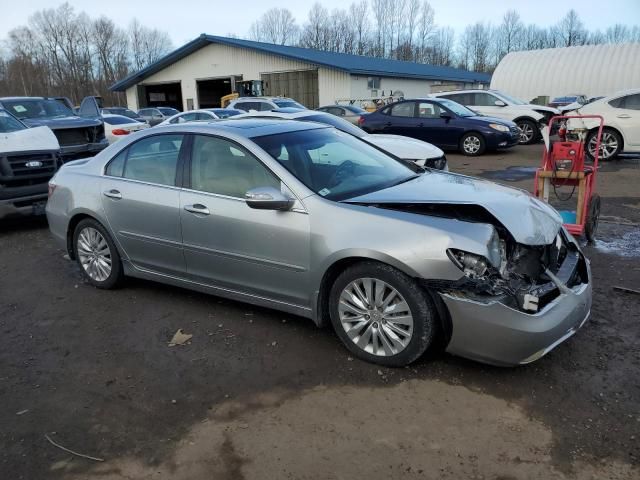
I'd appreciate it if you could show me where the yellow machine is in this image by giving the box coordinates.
[221,80,264,107]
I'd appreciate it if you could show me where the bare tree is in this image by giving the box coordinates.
[556,9,587,47]
[129,19,173,71]
[416,0,435,62]
[249,8,298,45]
[500,10,523,54]
[349,1,369,55]
[605,24,630,43]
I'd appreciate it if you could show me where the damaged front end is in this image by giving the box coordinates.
[367,201,592,366]
[444,227,588,314]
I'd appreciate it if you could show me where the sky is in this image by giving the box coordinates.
[0,0,638,46]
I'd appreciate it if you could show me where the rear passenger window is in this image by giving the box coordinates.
[258,102,273,111]
[121,135,183,186]
[390,102,415,117]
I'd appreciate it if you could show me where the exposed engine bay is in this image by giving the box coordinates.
[369,202,589,313]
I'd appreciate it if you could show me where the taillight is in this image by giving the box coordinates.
[357,116,365,126]
[48,182,57,198]
[112,129,130,135]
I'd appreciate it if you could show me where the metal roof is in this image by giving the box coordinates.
[110,34,491,91]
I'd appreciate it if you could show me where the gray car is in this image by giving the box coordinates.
[46,120,592,367]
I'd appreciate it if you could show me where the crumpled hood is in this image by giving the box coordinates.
[22,116,102,129]
[345,171,562,245]
[363,134,444,159]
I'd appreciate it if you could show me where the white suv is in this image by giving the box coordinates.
[431,89,559,144]
[570,89,640,160]
[227,97,305,112]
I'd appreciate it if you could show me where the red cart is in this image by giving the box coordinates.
[534,115,604,242]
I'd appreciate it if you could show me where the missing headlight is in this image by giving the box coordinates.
[447,249,489,279]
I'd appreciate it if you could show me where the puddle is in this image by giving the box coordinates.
[482,166,539,182]
[594,227,640,257]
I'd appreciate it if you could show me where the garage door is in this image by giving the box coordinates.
[262,70,319,109]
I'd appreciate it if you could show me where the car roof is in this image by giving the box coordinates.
[0,96,49,101]
[233,97,294,102]
[151,118,328,138]
[102,113,137,120]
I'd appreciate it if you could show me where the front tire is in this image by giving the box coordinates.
[329,261,436,367]
[73,218,124,289]
[459,132,486,156]
[587,128,622,161]
[516,119,538,145]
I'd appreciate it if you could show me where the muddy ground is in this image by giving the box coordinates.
[1,145,639,480]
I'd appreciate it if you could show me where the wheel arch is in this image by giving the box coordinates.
[588,125,625,151]
[313,255,452,348]
[513,115,539,125]
[66,212,115,260]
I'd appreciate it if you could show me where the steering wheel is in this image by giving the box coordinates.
[328,161,356,188]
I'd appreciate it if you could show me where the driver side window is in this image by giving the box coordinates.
[390,102,416,118]
[190,135,280,198]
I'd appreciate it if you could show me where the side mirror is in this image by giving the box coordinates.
[245,186,294,211]
[494,100,506,107]
[440,112,452,120]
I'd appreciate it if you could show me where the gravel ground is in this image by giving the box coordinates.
[1,144,639,480]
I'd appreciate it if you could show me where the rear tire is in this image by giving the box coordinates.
[329,261,436,367]
[73,218,124,289]
[516,119,539,145]
[459,132,486,156]
[586,128,621,161]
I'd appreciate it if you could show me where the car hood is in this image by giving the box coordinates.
[22,116,102,129]
[466,115,517,127]
[363,134,444,159]
[344,172,562,245]
[0,126,60,153]
[519,104,559,114]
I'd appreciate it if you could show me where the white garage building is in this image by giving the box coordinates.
[111,34,490,111]
[491,43,640,102]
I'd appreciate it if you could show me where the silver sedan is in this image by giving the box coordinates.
[46,120,592,366]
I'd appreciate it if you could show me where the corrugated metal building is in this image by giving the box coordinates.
[491,43,640,102]
[110,34,490,111]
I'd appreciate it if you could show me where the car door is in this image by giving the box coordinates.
[471,92,507,119]
[384,101,420,138]
[415,101,458,147]
[610,94,640,147]
[180,134,311,306]
[101,133,186,275]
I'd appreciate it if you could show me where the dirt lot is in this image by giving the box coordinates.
[1,144,639,480]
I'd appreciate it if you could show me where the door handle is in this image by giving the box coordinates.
[616,114,631,119]
[103,189,122,199]
[184,203,210,215]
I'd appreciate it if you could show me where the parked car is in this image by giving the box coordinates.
[227,97,306,112]
[431,89,559,144]
[236,109,448,170]
[102,107,145,123]
[569,88,640,160]
[158,108,243,126]
[549,94,588,110]
[360,98,519,156]
[316,105,368,124]
[137,107,181,126]
[102,114,149,144]
[0,96,108,162]
[0,108,61,219]
[47,119,591,367]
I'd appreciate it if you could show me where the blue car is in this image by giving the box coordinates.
[359,98,520,156]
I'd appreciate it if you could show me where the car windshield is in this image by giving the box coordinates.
[436,98,476,117]
[301,113,366,138]
[108,108,140,119]
[274,100,305,109]
[253,127,417,201]
[0,110,26,132]
[159,107,179,116]
[552,96,577,103]
[494,91,527,105]
[210,109,242,118]
[3,98,74,119]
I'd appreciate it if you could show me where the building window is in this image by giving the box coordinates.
[367,77,381,89]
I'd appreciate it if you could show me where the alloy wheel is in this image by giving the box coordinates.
[588,132,618,160]
[463,135,481,155]
[338,277,414,356]
[517,122,535,143]
[77,227,112,282]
